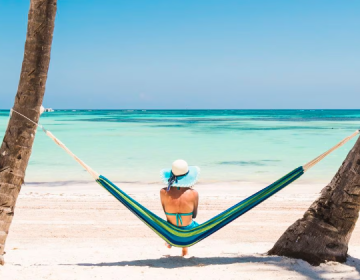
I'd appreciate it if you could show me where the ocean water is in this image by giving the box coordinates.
[0,110,360,185]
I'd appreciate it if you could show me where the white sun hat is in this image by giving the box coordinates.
[161,159,200,191]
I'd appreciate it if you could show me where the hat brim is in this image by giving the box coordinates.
[160,166,200,187]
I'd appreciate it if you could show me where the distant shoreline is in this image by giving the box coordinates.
[2,109,360,111]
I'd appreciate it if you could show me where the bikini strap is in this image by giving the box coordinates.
[165,212,193,226]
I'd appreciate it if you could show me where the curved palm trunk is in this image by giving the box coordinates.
[0,0,57,265]
[269,136,360,266]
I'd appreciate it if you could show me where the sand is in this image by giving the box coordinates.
[1,181,360,280]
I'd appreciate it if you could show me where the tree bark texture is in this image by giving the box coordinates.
[0,0,57,265]
[269,136,360,266]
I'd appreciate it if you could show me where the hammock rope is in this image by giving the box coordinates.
[10,109,99,179]
[9,109,360,247]
[303,130,359,171]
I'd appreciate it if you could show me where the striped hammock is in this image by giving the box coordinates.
[97,167,303,247]
[9,109,360,247]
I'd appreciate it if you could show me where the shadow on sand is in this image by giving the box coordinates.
[61,254,360,280]
[347,255,360,274]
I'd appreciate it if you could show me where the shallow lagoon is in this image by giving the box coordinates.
[1,109,359,185]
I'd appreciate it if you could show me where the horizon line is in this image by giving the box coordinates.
[2,108,360,111]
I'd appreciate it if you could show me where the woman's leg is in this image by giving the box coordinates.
[182,247,188,256]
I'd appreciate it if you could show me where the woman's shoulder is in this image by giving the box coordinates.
[184,188,198,198]
[160,187,167,195]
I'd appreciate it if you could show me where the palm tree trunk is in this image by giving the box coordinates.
[269,136,360,266]
[0,0,57,265]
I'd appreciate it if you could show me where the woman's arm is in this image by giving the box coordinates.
[192,190,199,218]
[160,188,167,212]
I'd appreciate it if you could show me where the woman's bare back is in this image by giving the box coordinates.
[160,187,199,227]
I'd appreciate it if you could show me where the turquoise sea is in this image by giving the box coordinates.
[0,110,359,185]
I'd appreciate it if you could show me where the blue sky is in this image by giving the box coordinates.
[0,1,359,109]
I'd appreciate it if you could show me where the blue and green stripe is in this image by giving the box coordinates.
[96,166,304,247]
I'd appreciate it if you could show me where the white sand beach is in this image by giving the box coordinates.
[1,181,360,280]
[1,0,359,279]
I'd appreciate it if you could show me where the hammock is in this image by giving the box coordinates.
[10,109,360,247]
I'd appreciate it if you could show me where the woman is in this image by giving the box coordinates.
[160,159,200,256]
